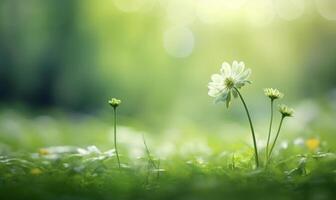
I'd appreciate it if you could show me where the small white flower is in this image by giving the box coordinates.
[208,61,251,107]
[280,140,289,149]
[278,104,294,117]
[293,137,304,146]
[77,145,101,155]
[264,88,284,100]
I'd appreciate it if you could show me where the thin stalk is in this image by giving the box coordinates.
[142,134,160,182]
[268,116,285,160]
[142,134,157,169]
[234,87,259,168]
[145,159,150,185]
[265,99,274,162]
[231,153,235,170]
[113,107,121,169]
[156,159,161,180]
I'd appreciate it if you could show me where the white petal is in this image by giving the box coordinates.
[208,89,219,97]
[208,82,224,89]
[238,68,251,81]
[211,74,223,83]
[236,61,245,75]
[214,90,228,103]
[232,61,245,77]
[234,82,245,89]
[232,60,239,72]
[208,85,223,97]
[220,62,231,76]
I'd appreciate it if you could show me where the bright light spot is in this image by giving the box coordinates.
[156,142,175,158]
[222,0,247,10]
[113,0,155,12]
[180,140,212,156]
[288,100,320,131]
[245,0,275,26]
[195,0,247,24]
[280,141,289,149]
[316,0,336,20]
[294,137,304,146]
[196,0,223,24]
[165,0,196,26]
[274,0,305,20]
[109,126,145,158]
[257,139,267,149]
[163,26,194,58]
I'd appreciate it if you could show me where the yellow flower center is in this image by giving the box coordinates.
[224,77,235,89]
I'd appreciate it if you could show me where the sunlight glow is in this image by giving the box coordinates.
[113,0,155,12]
[244,0,275,26]
[274,0,305,20]
[164,0,196,26]
[163,26,194,58]
[195,0,245,24]
[316,0,336,20]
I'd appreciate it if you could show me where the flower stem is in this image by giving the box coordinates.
[268,115,285,160]
[234,87,259,168]
[142,133,157,169]
[156,159,161,180]
[265,99,274,163]
[113,107,121,169]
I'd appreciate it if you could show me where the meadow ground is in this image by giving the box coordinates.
[0,108,335,200]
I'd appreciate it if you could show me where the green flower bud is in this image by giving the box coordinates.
[264,88,284,100]
[278,104,294,117]
[108,98,121,108]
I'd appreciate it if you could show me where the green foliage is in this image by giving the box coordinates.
[0,145,335,200]
[0,109,335,200]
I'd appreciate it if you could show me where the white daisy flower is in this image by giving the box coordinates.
[278,104,294,117]
[208,61,252,107]
[264,88,284,100]
[77,145,101,155]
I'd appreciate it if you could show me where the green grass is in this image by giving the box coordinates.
[0,109,335,200]
[1,149,335,200]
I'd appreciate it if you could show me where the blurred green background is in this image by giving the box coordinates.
[0,0,336,139]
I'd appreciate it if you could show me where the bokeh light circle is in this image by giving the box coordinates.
[196,0,246,24]
[163,26,195,58]
[113,0,155,12]
[245,0,275,26]
[316,0,336,20]
[274,0,305,21]
[165,0,196,26]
